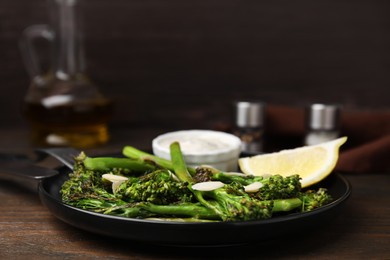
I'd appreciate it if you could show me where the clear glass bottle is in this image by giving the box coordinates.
[233,101,265,153]
[20,0,112,148]
[304,104,340,146]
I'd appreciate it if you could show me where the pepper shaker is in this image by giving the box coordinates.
[233,101,265,153]
[304,103,341,146]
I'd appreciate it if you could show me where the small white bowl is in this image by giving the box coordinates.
[152,130,242,171]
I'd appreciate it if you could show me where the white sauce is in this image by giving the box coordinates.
[158,134,233,154]
[152,130,242,171]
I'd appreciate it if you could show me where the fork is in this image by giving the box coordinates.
[35,147,81,170]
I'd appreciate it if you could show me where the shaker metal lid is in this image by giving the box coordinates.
[235,101,265,128]
[306,103,340,130]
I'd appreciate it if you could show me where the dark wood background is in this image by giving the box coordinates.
[1,0,389,130]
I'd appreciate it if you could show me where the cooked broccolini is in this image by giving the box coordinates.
[60,144,333,222]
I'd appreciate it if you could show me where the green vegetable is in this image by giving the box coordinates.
[104,202,220,220]
[60,145,333,222]
[299,188,333,212]
[169,143,301,221]
[192,183,274,221]
[272,198,303,212]
[122,145,196,175]
[195,165,302,200]
[169,142,193,183]
[115,169,193,204]
[61,153,125,208]
[83,156,156,172]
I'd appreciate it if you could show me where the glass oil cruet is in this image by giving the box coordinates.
[20,0,112,148]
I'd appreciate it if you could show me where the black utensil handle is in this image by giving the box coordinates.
[0,161,58,181]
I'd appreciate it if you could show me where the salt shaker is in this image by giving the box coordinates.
[304,103,341,146]
[233,101,265,153]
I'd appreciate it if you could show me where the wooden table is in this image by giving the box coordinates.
[0,127,389,259]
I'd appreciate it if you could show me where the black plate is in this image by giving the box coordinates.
[38,167,351,246]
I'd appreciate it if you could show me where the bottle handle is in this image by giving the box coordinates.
[19,24,54,85]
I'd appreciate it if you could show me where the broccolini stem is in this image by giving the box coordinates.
[83,157,156,172]
[105,202,220,220]
[140,203,220,220]
[272,198,302,212]
[122,145,196,175]
[170,142,194,183]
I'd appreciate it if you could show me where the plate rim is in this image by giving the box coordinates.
[38,170,351,245]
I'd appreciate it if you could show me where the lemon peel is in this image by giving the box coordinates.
[238,137,347,188]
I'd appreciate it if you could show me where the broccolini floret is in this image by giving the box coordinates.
[61,152,127,210]
[115,170,193,204]
[252,174,302,201]
[194,166,302,200]
[192,181,274,221]
[299,188,333,212]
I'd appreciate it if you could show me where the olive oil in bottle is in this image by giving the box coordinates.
[23,95,113,148]
[20,0,113,148]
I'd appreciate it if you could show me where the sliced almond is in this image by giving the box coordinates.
[112,180,127,194]
[102,173,128,182]
[168,170,180,182]
[244,182,263,193]
[192,181,225,191]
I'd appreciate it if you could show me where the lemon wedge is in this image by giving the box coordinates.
[238,137,347,188]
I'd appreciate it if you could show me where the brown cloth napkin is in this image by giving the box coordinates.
[265,105,390,173]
